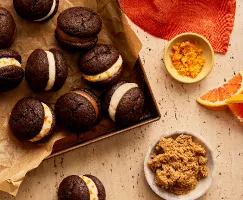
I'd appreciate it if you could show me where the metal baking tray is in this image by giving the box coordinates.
[47,58,161,159]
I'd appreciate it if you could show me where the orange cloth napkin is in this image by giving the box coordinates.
[120,0,236,53]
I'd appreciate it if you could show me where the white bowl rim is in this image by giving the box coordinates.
[163,32,215,83]
[144,130,216,200]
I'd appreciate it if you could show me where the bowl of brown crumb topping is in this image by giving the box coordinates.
[144,131,215,200]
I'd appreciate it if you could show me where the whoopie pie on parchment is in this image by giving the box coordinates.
[13,0,59,22]
[0,49,24,92]
[0,8,16,49]
[55,7,102,50]
[25,48,68,92]
[9,97,56,142]
[55,89,100,133]
[79,44,123,88]
[58,175,106,200]
[103,81,145,126]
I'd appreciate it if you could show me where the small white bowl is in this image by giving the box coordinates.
[144,131,215,200]
[164,32,214,83]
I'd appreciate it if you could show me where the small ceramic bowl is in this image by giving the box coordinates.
[164,33,214,83]
[144,131,215,200]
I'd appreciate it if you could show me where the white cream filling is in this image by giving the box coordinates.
[29,103,53,142]
[80,175,99,200]
[0,58,21,68]
[83,55,123,82]
[44,51,56,91]
[108,83,138,122]
[34,0,56,22]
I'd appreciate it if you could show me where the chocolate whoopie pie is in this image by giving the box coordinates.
[103,81,145,126]
[55,7,102,50]
[13,0,59,22]
[0,8,16,49]
[58,175,106,200]
[55,89,100,133]
[0,49,24,92]
[25,48,68,92]
[79,44,123,88]
[9,97,56,142]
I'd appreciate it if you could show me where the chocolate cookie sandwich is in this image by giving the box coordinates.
[55,89,100,133]
[55,7,102,50]
[103,81,145,126]
[0,49,24,92]
[58,175,106,200]
[25,48,68,92]
[79,44,123,88]
[9,97,56,142]
[13,0,59,22]
[0,8,16,49]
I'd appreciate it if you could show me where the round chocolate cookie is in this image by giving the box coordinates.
[0,49,24,92]
[0,8,16,49]
[79,44,123,88]
[25,48,68,92]
[58,175,106,200]
[55,7,102,51]
[9,97,56,142]
[103,81,145,126]
[55,89,100,133]
[13,0,59,22]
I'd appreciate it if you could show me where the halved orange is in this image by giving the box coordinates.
[197,71,243,110]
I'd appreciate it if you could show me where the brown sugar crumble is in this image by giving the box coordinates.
[147,134,208,195]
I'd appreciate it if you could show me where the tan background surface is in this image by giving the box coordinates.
[0,0,243,199]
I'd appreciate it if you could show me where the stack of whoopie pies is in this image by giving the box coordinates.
[2,2,145,144]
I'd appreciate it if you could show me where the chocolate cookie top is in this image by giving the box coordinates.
[115,87,145,125]
[9,98,44,140]
[0,8,16,49]
[84,175,106,200]
[58,175,90,200]
[13,0,58,21]
[79,44,120,75]
[55,89,100,132]
[57,7,102,37]
[0,49,21,62]
[25,49,49,91]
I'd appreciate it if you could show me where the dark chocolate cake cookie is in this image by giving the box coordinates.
[58,175,106,200]
[0,8,16,49]
[9,97,56,142]
[103,81,145,126]
[0,49,24,92]
[55,89,100,133]
[13,0,59,22]
[55,7,102,50]
[25,48,68,92]
[79,44,123,88]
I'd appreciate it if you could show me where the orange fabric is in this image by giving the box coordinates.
[120,0,236,53]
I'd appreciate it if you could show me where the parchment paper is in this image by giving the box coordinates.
[0,0,142,196]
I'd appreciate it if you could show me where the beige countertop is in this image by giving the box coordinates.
[1,1,243,200]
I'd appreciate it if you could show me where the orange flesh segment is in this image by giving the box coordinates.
[229,103,243,119]
[218,87,231,101]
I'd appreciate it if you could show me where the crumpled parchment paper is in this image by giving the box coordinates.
[0,0,142,196]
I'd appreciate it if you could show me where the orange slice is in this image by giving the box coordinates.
[197,71,243,110]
